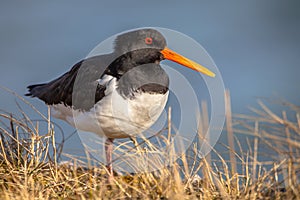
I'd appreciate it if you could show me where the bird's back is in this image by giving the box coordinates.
[26,54,113,111]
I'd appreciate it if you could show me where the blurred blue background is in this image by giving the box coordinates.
[1,1,300,159]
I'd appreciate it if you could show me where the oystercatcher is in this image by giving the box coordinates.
[26,28,215,180]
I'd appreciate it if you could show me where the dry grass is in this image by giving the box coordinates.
[0,92,300,199]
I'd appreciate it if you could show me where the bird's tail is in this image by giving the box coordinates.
[25,83,47,97]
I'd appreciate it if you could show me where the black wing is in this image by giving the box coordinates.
[26,54,113,111]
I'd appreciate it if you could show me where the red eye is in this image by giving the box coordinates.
[144,37,153,45]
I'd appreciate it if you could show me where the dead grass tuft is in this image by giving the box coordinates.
[0,91,299,199]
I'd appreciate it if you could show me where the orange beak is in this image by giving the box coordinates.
[161,47,215,77]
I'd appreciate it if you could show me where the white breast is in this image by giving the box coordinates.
[51,76,169,138]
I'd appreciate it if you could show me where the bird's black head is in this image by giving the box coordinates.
[108,29,168,77]
[114,28,167,55]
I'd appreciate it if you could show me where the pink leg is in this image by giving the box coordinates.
[105,138,114,182]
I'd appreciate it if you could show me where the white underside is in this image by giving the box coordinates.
[51,76,169,138]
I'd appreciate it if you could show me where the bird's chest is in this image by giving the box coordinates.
[95,89,169,138]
